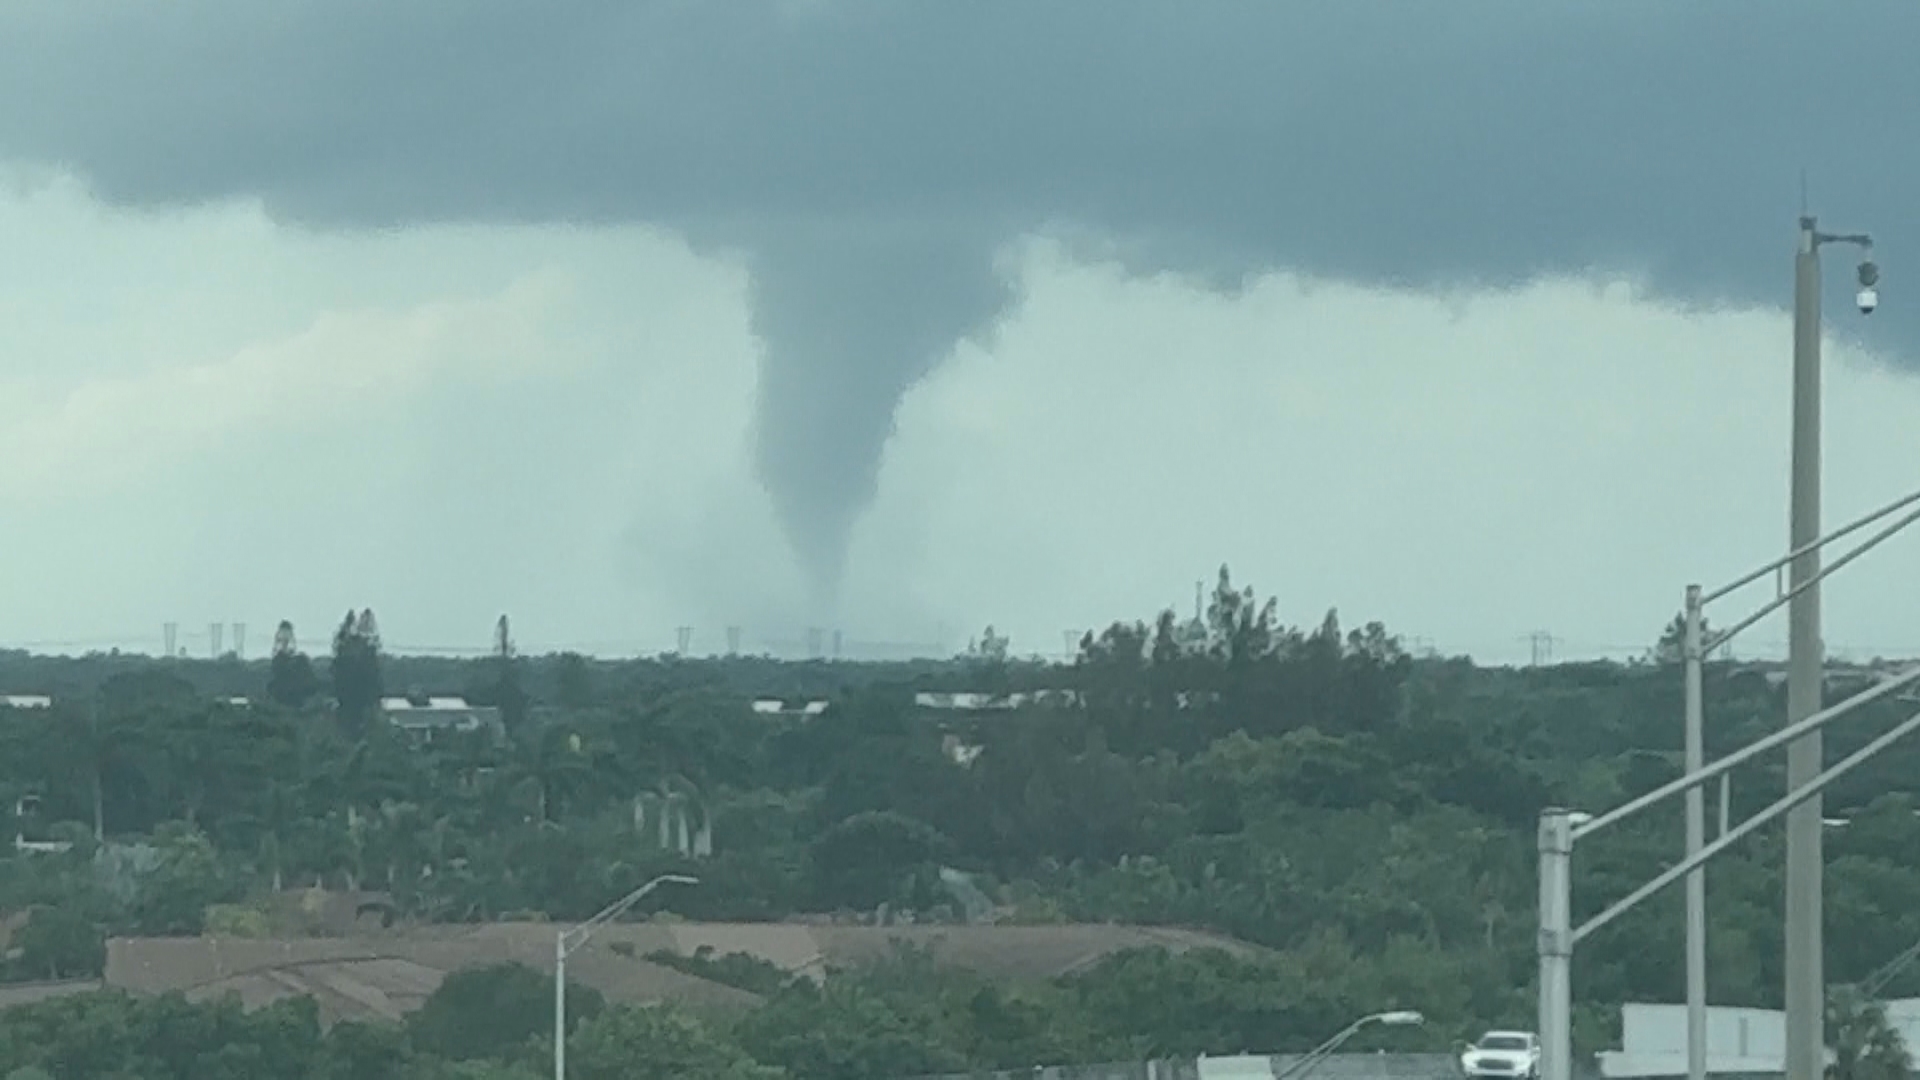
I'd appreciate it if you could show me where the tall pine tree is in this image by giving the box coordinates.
[331,608,384,736]
[266,619,318,708]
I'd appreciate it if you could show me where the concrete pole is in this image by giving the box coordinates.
[1684,585,1708,1080]
[1539,809,1575,1080]
[554,932,568,1080]
[1784,215,1826,1080]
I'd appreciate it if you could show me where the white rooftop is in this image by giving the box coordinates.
[380,695,475,711]
[749,699,829,715]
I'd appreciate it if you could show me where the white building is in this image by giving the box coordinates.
[1598,1001,1909,1077]
[749,698,830,718]
[913,690,1083,711]
[379,695,502,740]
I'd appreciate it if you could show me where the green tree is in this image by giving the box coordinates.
[332,608,386,735]
[807,810,950,911]
[56,700,154,842]
[10,905,104,980]
[489,615,530,733]
[569,1005,782,1080]
[738,981,964,1080]
[1651,610,1716,665]
[129,823,238,935]
[1829,986,1913,1080]
[554,652,596,710]
[317,1019,411,1080]
[268,620,321,709]
[407,962,603,1063]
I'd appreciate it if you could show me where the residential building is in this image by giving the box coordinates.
[379,694,502,741]
[749,698,830,718]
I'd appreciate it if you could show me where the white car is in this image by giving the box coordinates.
[1461,1031,1540,1079]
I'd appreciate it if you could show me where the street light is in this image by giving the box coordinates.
[554,873,697,1080]
[1273,1009,1425,1080]
[1785,214,1876,1080]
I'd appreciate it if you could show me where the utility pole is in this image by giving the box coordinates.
[1785,215,1827,1080]
[1682,586,1706,1080]
[1784,215,1874,1080]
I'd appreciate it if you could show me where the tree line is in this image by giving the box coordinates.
[4,568,1920,1070]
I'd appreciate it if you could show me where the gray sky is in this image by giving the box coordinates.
[2,1,1920,665]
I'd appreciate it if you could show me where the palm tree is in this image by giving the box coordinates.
[633,773,711,857]
[63,703,152,842]
[506,723,594,824]
[255,779,303,892]
[1829,985,1913,1080]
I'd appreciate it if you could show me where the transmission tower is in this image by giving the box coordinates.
[163,622,178,659]
[1527,630,1560,667]
[806,627,825,659]
[232,623,247,660]
[676,626,694,655]
[725,625,742,656]
[209,622,224,659]
[831,629,844,660]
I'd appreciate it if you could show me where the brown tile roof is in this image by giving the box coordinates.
[97,921,1258,1027]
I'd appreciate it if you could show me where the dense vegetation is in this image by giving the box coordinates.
[5,569,1920,1076]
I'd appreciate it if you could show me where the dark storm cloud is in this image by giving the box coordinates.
[3,1,1917,593]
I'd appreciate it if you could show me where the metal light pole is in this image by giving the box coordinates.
[1786,215,1875,1080]
[554,873,697,1080]
[1274,1010,1425,1080]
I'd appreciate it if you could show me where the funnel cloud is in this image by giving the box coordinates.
[2,1,1918,598]
[745,226,1012,598]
